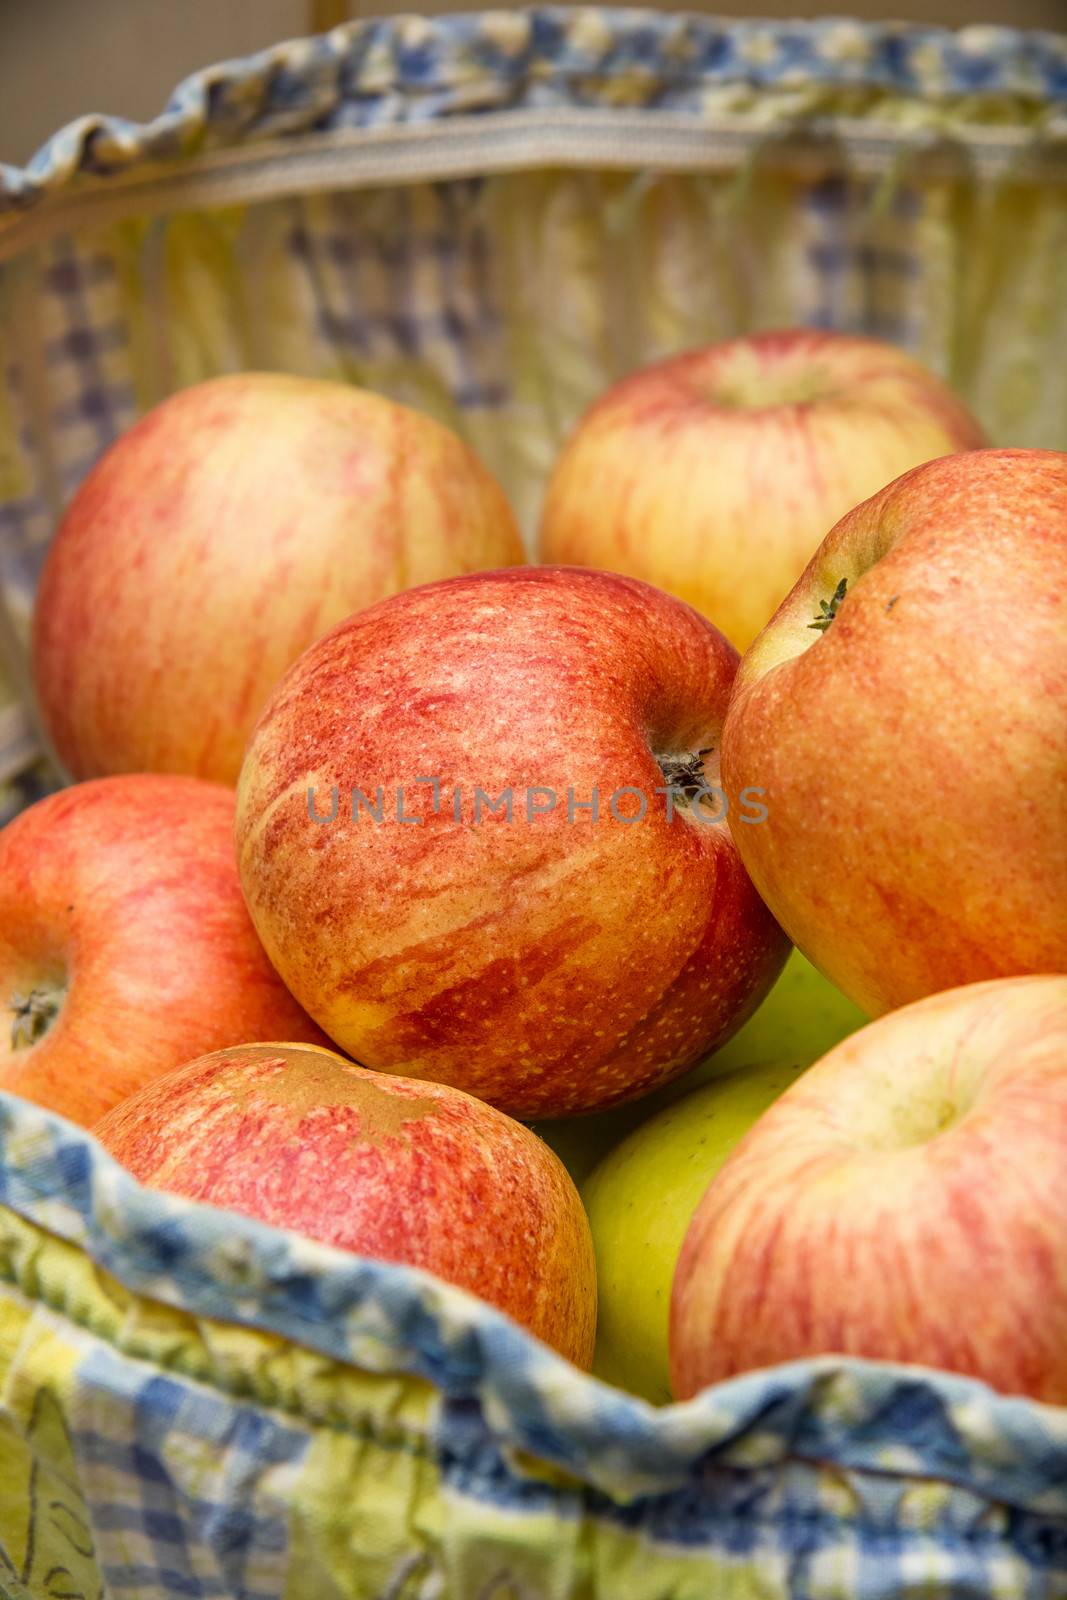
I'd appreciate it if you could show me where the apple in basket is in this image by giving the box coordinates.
[539,329,986,651]
[536,947,865,1187]
[93,1042,597,1367]
[0,775,327,1128]
[583,1059,808,1404]
[721,448,1067,1015]
[688,946,867,1086]
[235,566,789,1119]
[32,373,524,786]
[670,975,1067,1405]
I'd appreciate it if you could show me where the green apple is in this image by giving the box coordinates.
[535,949,866,1186]
[685,946,867,1086]
[581,1060,809,1404]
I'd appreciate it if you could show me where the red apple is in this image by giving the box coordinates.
[235,567,789,1118]
[0,775,328,1127]
[32,373,524,785]
[94,1041,597,1366]
[670,975,1067,1404]
[539,330,986,651]
[721,447,1067,1015]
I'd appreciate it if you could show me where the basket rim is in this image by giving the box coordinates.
[2,7,1066,221]
[2,1086,1065,1513]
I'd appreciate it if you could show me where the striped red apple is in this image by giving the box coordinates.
[540,330,986,651]
[0,775,327,1127]
[722,447,1067,1014]
[670,975,1067,1404]
[94,1041,597,1366]
[33,374,524,785]
[235,567,789,1118]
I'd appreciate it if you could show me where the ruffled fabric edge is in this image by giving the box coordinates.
[2,1089,1065,1511]
[2,10,1066,214]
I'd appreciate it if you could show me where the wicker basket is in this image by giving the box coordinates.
[1,11,1065,1597]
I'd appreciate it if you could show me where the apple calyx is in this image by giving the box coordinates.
[657,747,715,809]
[809,577,848,634]
[9,985,63,1051]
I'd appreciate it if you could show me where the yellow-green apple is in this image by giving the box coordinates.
[94,1041,597,1366]
[722,448,1067,1015]
[235,566,789,1118]
[539,330,986,651]
[535,948,864,1185]
[671,975,1067,1404]
[582,1060,807,1403]
[0,775,328,1127]
[32,373,524,785]
[677,946,868,1090]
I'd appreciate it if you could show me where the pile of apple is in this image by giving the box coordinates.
[2,333,1064,1405]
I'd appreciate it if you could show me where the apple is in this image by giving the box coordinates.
[582,1060,808,1404]
[0,774,328,1128]
[670,975,1067,1404]
[93,1041,597,1367]
[538,329,986,652]
[686,947,867,1085]
[32,373,524,786]
[235,566,789,1119]
[534,948,865,1185]
[721,447,1067,1016]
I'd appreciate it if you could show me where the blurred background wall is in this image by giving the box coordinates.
[2,0,1064,168]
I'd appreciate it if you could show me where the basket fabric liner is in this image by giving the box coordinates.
[0,9,1065,1597]
[2,1092,1067,1598]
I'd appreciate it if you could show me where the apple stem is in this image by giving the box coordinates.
[809,577,848,633]
[9,986,63,1051]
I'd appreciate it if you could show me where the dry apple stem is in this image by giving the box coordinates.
[9,981,65,1051]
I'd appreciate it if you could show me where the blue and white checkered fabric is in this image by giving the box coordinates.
[2,1089,1067,1598]
[1,11,1066,207]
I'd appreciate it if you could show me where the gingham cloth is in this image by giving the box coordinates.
[0,11,1066,1597]
[2,1091,1067,1599]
